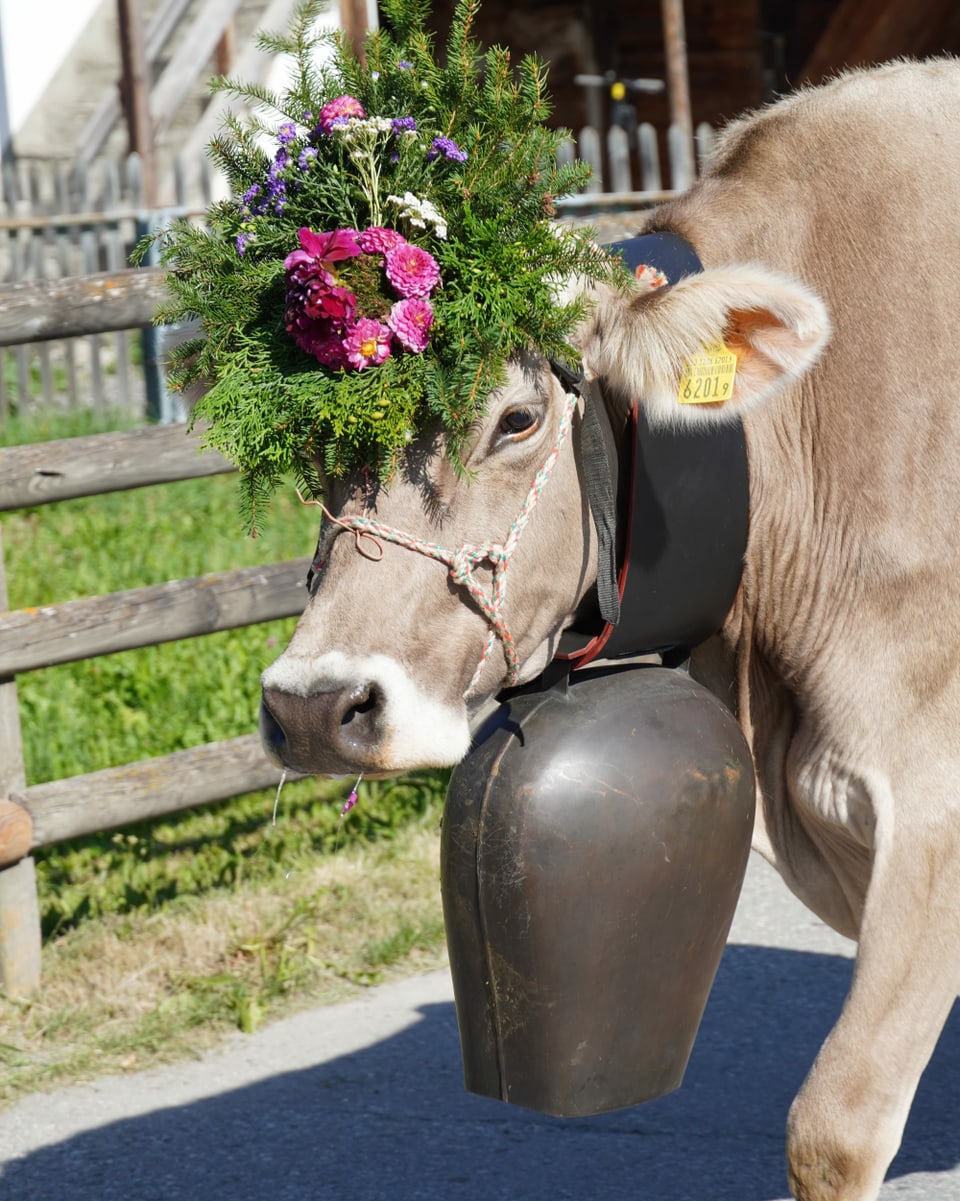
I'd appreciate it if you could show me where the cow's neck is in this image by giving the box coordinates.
[559,231,750,671]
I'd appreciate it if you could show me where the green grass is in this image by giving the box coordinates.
[0,408,451,1099]
[3,437,320,785]
[0,404,139,447]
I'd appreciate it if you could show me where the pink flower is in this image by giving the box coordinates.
[303,282,356,326]
[384,243,441,298]
[343,319,393,370]
[388,298,434,353]
[358,226,407,254]
[317,95,366,133]
[285,310,349,369]
[284,227,361,361]
[288,226,361,266]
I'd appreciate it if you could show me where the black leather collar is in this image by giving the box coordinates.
[557,231,750,667]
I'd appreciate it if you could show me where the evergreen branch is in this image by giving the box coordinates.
[154,0,623,532]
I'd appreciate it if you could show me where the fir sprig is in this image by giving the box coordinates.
[144,0,626,531]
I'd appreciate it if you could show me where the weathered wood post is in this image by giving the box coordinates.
[661,0,695,187]
[0,526,41,997]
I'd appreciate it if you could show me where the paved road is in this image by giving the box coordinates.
[2,854,960,1201]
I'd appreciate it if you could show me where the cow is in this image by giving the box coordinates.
[259,59,960,1201]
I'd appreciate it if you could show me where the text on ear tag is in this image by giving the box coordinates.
[678,339,738,404]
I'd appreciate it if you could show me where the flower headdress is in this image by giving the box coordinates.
[149,0,626,530]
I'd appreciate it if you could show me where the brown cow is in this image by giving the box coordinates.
[260,60,960,1201]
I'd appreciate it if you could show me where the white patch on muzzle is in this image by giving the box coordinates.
[261,649,471,768]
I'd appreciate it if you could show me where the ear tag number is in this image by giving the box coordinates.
[678,339,738,404]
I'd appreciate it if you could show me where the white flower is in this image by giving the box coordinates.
[386,191,448,239]
[330,118,364,141]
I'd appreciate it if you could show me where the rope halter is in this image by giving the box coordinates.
[299,387,579,698]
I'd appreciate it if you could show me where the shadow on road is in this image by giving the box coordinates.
[2,943,958,1201]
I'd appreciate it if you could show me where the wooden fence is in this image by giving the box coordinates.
[0,268,310,997]
[0,153,218,425]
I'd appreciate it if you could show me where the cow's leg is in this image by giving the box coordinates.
[784,769,960,1201]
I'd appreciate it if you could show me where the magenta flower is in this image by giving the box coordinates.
[344,319,393,370]
[286,308,349,368]
[292,226,361,263]
[388,298,434,352]
[317,95,366,133]
[384,243,441,298]
[284,226,364,364]
[303,282,356,326]
[358,226,407,254]
[311,334,351,370]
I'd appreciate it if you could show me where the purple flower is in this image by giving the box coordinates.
[388,298,433,352]
[384,243,441,298]
[398,60,412,70]
[391,116,417,134]
[344,319,392,370]
[427,136,467,162]
[277,122,297,145]
[317,95,366,134]
[265,155,288,214]
[236,231,253,256]
[242,182,268,217]
[358,226,407,253]
[298,146,318,171]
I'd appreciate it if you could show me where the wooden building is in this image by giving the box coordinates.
[426,0,960,139]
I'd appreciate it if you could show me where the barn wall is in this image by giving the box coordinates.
[426,0,768,141]
[425,0,960,143]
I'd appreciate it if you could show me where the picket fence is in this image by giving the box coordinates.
[0,119,713,996]
[0,120,713,428]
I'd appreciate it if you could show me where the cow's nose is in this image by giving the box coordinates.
[260,682,385,775]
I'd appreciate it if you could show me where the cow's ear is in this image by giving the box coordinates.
[580,264,831,427]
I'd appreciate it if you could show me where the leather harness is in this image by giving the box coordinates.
[556,232,750,669]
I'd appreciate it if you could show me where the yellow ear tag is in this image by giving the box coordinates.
[678,338,738,404]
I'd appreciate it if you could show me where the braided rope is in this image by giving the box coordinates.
[299,390,578,696]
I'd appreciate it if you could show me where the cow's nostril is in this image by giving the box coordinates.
[259,697,288,755]
[342,685,379,726]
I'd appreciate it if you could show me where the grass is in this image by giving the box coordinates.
[0,801,447,1104]
[0,407,451,1104]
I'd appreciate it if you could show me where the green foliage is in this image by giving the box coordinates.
[147,0,626,531]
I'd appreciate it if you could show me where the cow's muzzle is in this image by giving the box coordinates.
[260,682,386,776]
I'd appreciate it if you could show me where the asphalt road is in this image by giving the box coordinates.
[2,854,960,1201]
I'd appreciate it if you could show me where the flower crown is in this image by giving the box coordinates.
[149,0,626,531]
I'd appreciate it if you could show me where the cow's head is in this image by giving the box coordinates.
[259,259,830,776]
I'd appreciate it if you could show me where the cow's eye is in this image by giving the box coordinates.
[498,407,540,441]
